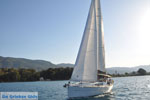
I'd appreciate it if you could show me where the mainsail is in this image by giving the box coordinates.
[95,0,106,73]
[71,0,106,82]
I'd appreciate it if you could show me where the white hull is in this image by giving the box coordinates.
[68,84,113,98]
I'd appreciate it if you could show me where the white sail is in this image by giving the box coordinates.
[71,0,106,82]
[95,0,106,73]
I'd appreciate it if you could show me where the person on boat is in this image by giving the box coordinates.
[104,77,107,82]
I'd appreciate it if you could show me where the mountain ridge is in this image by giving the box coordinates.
[56,64,150,74]
[0,56,57,71]
[0,56,150,73]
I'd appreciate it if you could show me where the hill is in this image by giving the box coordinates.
[56,63,150,74]
[107,65,150,74]
[0,56,57,71]
[0,56,150,74]
[57,63,74,68]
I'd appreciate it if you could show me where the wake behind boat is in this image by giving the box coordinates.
[64,0,114,98]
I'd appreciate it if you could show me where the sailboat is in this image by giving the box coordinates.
[65,0,114,98]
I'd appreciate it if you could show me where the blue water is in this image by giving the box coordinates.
[0,76,150,100]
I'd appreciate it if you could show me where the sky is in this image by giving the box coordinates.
[0,0,150,68]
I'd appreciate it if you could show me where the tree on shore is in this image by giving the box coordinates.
[137,68,147,75]
[0,67,73,82]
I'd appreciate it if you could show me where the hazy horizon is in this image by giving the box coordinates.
[0,0,150,68]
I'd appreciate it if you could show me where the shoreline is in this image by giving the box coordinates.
[1,75,150,83]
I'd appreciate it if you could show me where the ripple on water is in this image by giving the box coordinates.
[0,76,150,100]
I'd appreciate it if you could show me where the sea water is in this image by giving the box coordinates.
[0,76,150,100]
